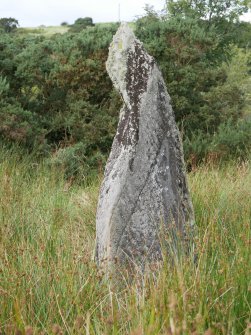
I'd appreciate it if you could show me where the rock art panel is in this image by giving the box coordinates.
[95,23,195,266]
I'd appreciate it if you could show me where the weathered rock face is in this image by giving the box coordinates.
[95,23,194,266]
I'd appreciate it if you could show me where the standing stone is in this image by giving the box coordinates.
[95,23,194,267]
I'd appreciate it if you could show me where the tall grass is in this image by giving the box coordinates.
[0,147,250,334]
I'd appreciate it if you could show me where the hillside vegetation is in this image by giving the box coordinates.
[18,26,69,36]
[0,1,251,174]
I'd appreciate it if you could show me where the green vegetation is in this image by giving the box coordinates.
[0,1,251,332]
[0,17,19,33]
[0,23,120,172]
[0,2,250,172]
[0,147,250,334]
[0,0,250,173]
[69,17,95,33]
[17,26,69,36]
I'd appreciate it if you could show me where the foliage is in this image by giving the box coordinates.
[232,21,251,48]
[0,149,250,334]
[0,100,43,145]
[165,0,250,53]
[214,119,251,158]
[0,17,19,33]
[48,142,106,180]
[0,24,120,160]
[69,17,95,33]
[223,46,251,117]
[166,0,249,22]
[135,7,247,135]
[0,76,9,96]
[0,8,250,171]
[184,119,251,167]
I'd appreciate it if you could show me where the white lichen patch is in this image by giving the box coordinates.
[106,23,135,109]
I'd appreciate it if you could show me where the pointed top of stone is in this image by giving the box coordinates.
[106,23,154,110]
[112,22,136,52]
[106,23,137,106]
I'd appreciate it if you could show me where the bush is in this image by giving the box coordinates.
[48,143,88,179]
[0,24,119,156]
[69,17,95,33]
[184,119,251,167]
[0,100,44,146]
[212,119,251,160]
[48,142,107,180]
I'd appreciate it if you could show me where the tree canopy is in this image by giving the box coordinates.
[69,17,95,33]
[166,0,249,21]
[0,17,19,33]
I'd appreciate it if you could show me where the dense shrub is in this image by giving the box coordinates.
[48,142,89,179]
[212,119,251,160]
[0,24,120,155]
[69,17,95,33]
[0,101,42,144]
[184,119,251,167]
[0,6,250,175]
[48,141,108,180]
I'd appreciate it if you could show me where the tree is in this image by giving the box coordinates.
[0,17,19,33]
[166,0,249,22]
[69,17,95,33]
[166,0,250,46]
[135,3,246,136]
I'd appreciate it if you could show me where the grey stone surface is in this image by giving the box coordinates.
[95,23,195,266]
